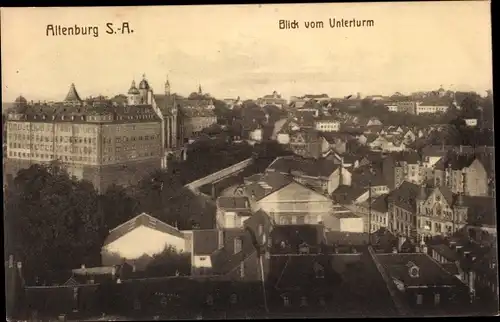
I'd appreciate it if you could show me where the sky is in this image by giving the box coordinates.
[1,2,493,102]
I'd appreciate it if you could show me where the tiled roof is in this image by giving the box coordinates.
[375,253,463,288]
[331,185,368,204]
[351,165,387,187]
[320,132,355,144]
[10,102,161,124]
[192,229,219,256]
[388,181,420,212]
[325,231,369,246]
[462,196,496,226]
[435,154,477,171]
[210,228,257,275]
[428,244,460,262]
[271,254,342,291]
[64,83,82,102]
[267,155,341,178]
[216,196,251,211]
[371,194,390,213]
[103,213,184,247]
[243,171,293,201]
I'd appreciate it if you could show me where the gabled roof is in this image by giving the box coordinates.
[266,155,341,178]
[376,253,463,288]
[103,213,184,247]
[428,244,460,262]
[371,194,390,213]
[434,153,478,171]
[243,171,293,201]
[351,166,387,187]
[325,231,369,246]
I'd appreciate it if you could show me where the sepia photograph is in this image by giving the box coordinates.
[1,2,497,320]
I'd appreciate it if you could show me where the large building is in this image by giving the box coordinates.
[5,81,163,192]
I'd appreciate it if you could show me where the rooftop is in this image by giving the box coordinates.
[266,155,341,178]
[376,253,464,288]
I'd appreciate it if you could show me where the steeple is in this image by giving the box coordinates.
[165,76,171,96]
[64,83,82,102]
[198,84,202,95]
[128,80,140,95]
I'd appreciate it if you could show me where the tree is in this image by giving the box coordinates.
[144,245,191,277]
[4,164,104,283]
[99,184,140,231]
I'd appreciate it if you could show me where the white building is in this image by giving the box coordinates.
[314,119,341,132]
[415,104,449,115]
[465,118,478,127]
[101,213,188,268]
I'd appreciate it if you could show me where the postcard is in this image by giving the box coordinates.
[2,2,497,320]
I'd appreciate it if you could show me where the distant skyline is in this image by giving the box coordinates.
[1,2,493,102]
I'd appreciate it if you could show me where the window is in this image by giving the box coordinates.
[319,296,326,306]
[283,295,290,307]
[206,294,214,306]
[416,294,423,305]
[239,262,245,278]
[300,296,308,307]
[230,293,238,304]
[434,293,440,306]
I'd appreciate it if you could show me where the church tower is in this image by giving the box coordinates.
[138,74,150,104]
[127,80,140,105]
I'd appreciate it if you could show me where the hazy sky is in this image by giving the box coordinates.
[1,2,493,102]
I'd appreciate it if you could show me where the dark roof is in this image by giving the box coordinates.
[371,194,390,213]
[320,132,355,144]
[462,196,496,226]
[138,78,150,90]
[103,213,184,247]
[325,231,369,246]
[266,155,341,178]
[428,244,460,262]
[376,253,463,288]
[9,102,161,124]
[271,254,342,291]
[216,196,251,212]
[388,181,420,212]
[15,95,27,104]
[270,225,325,248]
[127,80,140,95]
[351,166,387,187]
[64,83,82,102]
[243,171,293,201]
[192,229,219,256]
[331,185,368,204]
[435,153,477,171]
[210,228,257,275]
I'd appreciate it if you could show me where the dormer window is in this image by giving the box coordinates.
[299,242,310,254]
[408,263,420,278]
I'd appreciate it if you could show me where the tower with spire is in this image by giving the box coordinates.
[138,74,151,104]
[127,80,141,105]
[64,83,83,106]
[198,84,202,95]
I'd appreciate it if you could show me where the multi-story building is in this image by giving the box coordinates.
[433,154,489,196]
[383,152,424,189]
[415,104,449,115]
[215,196,252,229]
[266,155,352,195]
[287,129,330,159]
[5,82,162,192]
[394,101,418,114]
[257,91,287,108]
[314,118,340,132]
[387,181,420,240]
